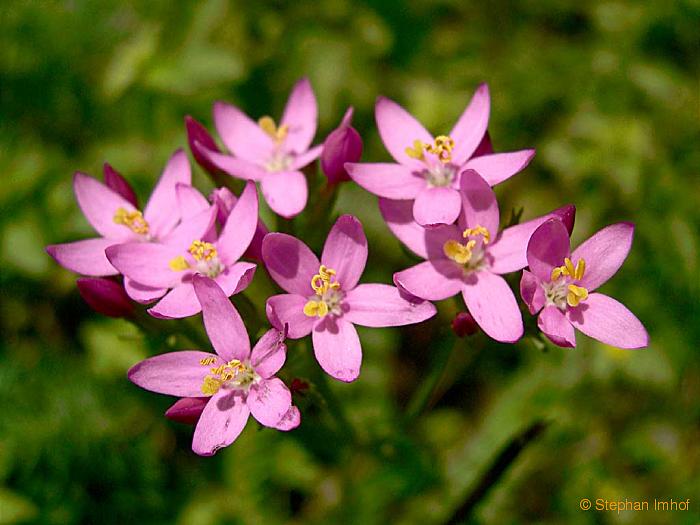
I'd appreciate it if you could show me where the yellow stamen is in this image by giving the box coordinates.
[566,284,589,307]
[303,300,329,318]
[201,376,223,396]
[462,225,491,244]
[574,259,586,281]
[551,257,587,282]
[310,265,340,295]
[443,239,476,265]
[258,116,289,143]
[199,357,217,366]
[113,207,149,235]
[168,255,190,272]
[425,135,455,163]
[189,240,217,261]
[405,139,426,161]
[200,359,250,395]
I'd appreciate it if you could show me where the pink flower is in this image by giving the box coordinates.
[262,215,437,382]
[47,150,194,278]
[345,84,535,227]
[321,107,363,185]
[388,170,575,343]
[128,276,300,456]
[210,187,268,261]
[193,78,322,218]
[105,181,259,319]
[521,219,648,349]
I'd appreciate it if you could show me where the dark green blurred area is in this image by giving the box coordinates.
[1,0,699,523]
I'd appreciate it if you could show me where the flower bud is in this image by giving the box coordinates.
[103,163,138,207]
[290,378,310,394]
[321,107,363,185]
[76,277,134,318]
[185,115,222,176]
[164,397,208,425]
[472,131,493,158]
[452,311,479,337]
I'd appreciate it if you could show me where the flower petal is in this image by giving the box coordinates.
[265,294,316,339]
[248,377,293,428]
[192,390,250,456]
[46,238,118,276]
[193,142,268,181]
[105,242,184,288]
[459,170,500,236]
[216,181,258,264]
[251,328,287,378]
[215,262,257,297]
[461,271,523,343]
[147,282,199,319]
[378,198,429,258]
[260,170,308,218]
[520,270,545,315]
[525,219,571,282]
[344,283,436,327]
[538,306,576,348]
[73,173,138,240]
[291,144,323,171]
[393,260,463,301]
[346,163,425,199]
[160,205,217,251]
[193,275,250,361]
[281,78,318,153]
[176,183,210,220]
[567,293,648,349]
[262,233,319,295]
[144,150,191,238]
[462,149,535,186]
[489,205,575,275]
[572,223,634,291]
[412,186,462,227]
[213,101,274,162]
[312,317,362,382]
[375,96,433,168]
[321,215,368,290]
[273,405,301,431]
[124,278,167,304]
[128,350,216,397]
[449,83,490,166]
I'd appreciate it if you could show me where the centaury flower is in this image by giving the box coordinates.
[105,181,259,319]
[521,219,648,349]
[262,215,436,382]
[388,170,575,343]
[128,276,300,456]
[346,84,535,226]
[193,78,322,218]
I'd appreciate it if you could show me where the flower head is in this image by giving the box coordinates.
[521,219,648,349]
[262,215,436,382]
[321,107,363,184]
[388,170,575,343]
[128,276,299,456]
[346,84,535,226]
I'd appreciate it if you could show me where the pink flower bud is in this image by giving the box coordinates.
[321,107,363,185]
[472,131,493,158]
[76,278,134,318]
[185,115,221,176]
[103,163,138,208]
[164,397,208,425]
[452,311,479,337]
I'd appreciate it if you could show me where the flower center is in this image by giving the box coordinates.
[168,240,223,278]
[303,265,344,318]
[405,135,455,164]
[258,116,288,144]
[423,163,457,187]
[544,257,589,309]
[113,207,149,235]
[264,151,293,172]
[199,356,258,396]
[443,225,491,271]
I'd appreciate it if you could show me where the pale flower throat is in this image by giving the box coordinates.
[406,135,459,187]
[199,356,258,396]
[303,265,343,318]
[543,257,589,310]
[443,225,491,272]
[259,115,293,172]
[168,240,223,278]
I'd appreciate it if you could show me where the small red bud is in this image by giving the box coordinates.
[185,115,222,176]
[290,378,310,394]
[321,107,363,185]
[452,311,479,337]
[76,278,134,318]
[164,397,208,425]
[103,163,138,208]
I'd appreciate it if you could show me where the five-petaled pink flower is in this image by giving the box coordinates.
[346,84,535,227]
[262,215,437,382]
[388,170,575,343]
[520,219,648,349]
[106,181,259,319]
[193,78,322,218]
[128,275,300,456]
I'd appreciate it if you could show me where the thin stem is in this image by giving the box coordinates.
[444,420,549,524]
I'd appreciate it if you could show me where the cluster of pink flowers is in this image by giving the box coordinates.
[47,79,648,455]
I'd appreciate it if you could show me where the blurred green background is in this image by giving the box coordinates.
[1,0,699,523]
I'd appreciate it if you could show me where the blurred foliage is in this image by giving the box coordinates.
[1,0,699,523]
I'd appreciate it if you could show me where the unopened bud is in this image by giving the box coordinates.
[452,311,479,337]
[185,115,221,176]
[164,397,208,425]
[103,163,138,208]
[321,107,363,185]
[76,277,134,318]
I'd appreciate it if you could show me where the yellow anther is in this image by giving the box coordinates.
[566,284,589,307]
[303,300,329,318]
[201,375,223,396]
[405,139,426,161]
[310,265,340,295]
[443,239,476,265]
[113,207,149,235]
[189,240,217,261]
[551,267,563,280]
[201,359,251,395]
[168,255,190,272]
[199,357,217,366]
[574,259,586,281]
[258,116,289,143]
[551,257,587,282]
[462,225,491,244]
[425,135,455,163]
[564,258,575,278]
